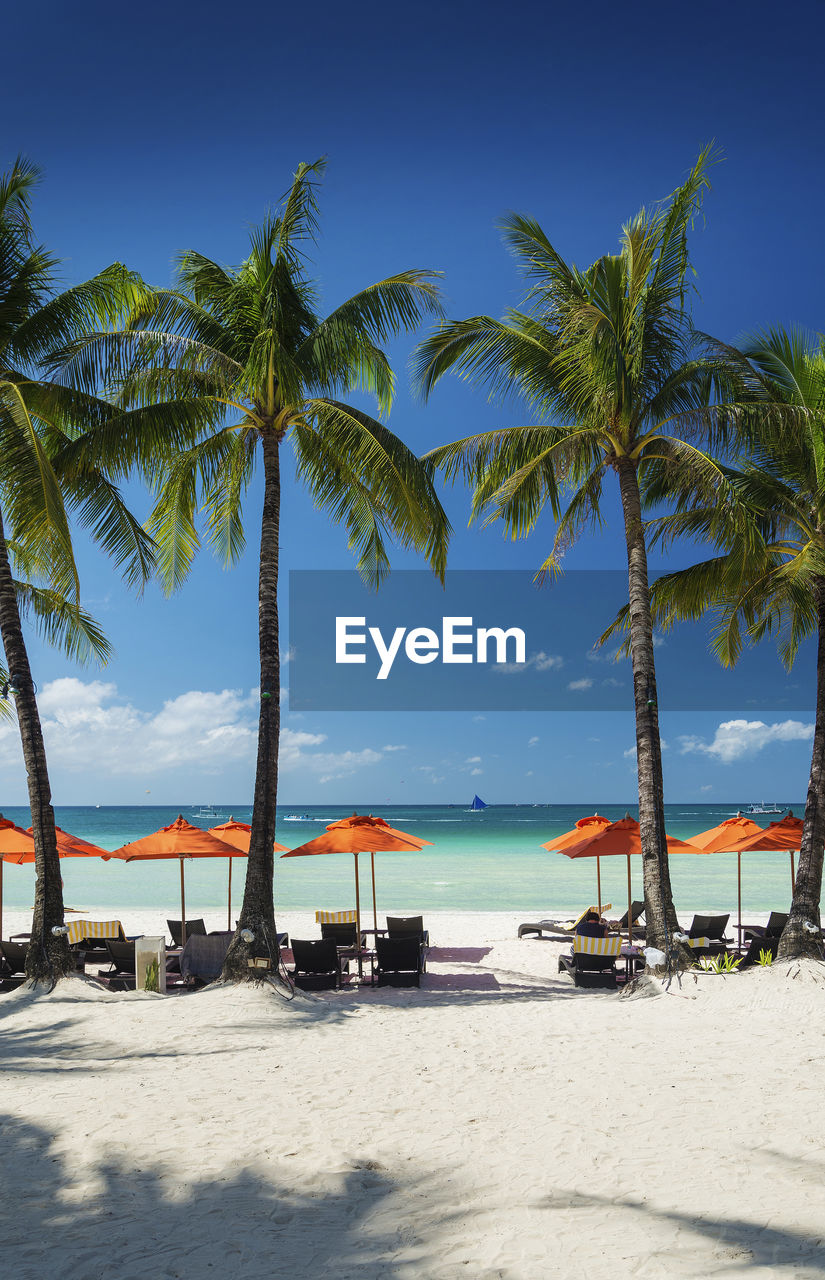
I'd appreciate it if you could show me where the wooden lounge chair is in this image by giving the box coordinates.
[291,938,346,990]
[743,912,789,942]
[167,918,207,947]
[374,936,423,987]
[558,934,623,988]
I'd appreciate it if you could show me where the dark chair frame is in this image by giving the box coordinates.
[558,936,622,989]
[96,938,137,991]
[291,938,346,990]
[320,921,366,948]
[167,918,207,947]
[373,936,423,988]
[743,912,789,942]
[0,939,29,986]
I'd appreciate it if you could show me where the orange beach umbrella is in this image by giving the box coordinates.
[0,817,108,939]
[542,815,613,914]
[281,813,433,944]
[209,818,289,929]
[108,815,242,944]
[689,815,763,944]
[556,816,707,938]
[725,813,803,940]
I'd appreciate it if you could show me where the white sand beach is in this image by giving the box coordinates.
[2,909,824,1279]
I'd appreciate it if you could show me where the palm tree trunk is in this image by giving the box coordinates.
[0,508,71,982]
[615,458,688,964]
[222,431,282,981]
[777,577,825,960]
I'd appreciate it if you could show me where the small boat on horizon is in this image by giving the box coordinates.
[283,813,311,821]
[744,802,784,815]
[192,805,226,820]
[468,794,487,812]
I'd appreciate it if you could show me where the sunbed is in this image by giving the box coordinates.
[291,938,347,990]
[518,905,612,940]
[687,913,731,957]
[558,934,623,988]
[374,936,424,987]
[743,912,788,942]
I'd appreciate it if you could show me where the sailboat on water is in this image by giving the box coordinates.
[469,794,487,812]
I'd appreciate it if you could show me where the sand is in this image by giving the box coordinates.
[1,909,824,1279]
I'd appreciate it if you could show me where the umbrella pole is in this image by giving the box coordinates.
[626,854,632,943]
[353,851,362,976]
[371,851,378,940]
[227,857,233,931]
[0,857,3,941]
[596,856,602,916]
[791,852,796,894]
[180,859,187,946]
[737,853,742,948]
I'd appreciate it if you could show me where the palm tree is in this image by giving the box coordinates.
[414,149,730,963]
[0,158,155,981]
[639,327,825,959]
[62,159,450,981]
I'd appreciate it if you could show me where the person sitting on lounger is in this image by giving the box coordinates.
[575,909,608,938]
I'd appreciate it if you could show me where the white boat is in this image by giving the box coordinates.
[192,805,226,820]
[283,813,310,821]
[745,802,783,815]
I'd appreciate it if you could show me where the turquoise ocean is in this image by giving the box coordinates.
[0,802,806,916]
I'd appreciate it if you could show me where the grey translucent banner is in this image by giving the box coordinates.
[288,570,812,712]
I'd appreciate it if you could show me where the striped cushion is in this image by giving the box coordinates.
[315,910,357,924]
[66,919,125,945]
[687,936,710,949]
[573,934,622,957]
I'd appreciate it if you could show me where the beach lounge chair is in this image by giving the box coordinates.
[320,921,367,947]
[558,934,623,988]
[617,901,645,938]
[291,938,346,990]
[518,905,612,940]
[374,936,424,987]
[96,939,137,991]
[736,937,780,970]
[179,931,233,986]
[167,919,207,947]
[386,915,430,946]
[687,914,731,957]
[67,919,127,962]
[743,912,789,942]
[0,940,29,988]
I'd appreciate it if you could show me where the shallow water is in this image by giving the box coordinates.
[0,801,804,916]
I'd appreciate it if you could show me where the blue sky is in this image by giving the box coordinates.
[0,0,822,804]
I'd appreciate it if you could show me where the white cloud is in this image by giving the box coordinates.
[466,755,482,764]
[470,767,483,776]
[526,770,533,777]
[382,744,407,752]
[494,651,563,675]
[568,678,594,692]
[472,715,486,723]
[700,785,713,793]
[678,719,814,764]
[602,677,624,688]
[0,678,382,783]
[528,736,539,747]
